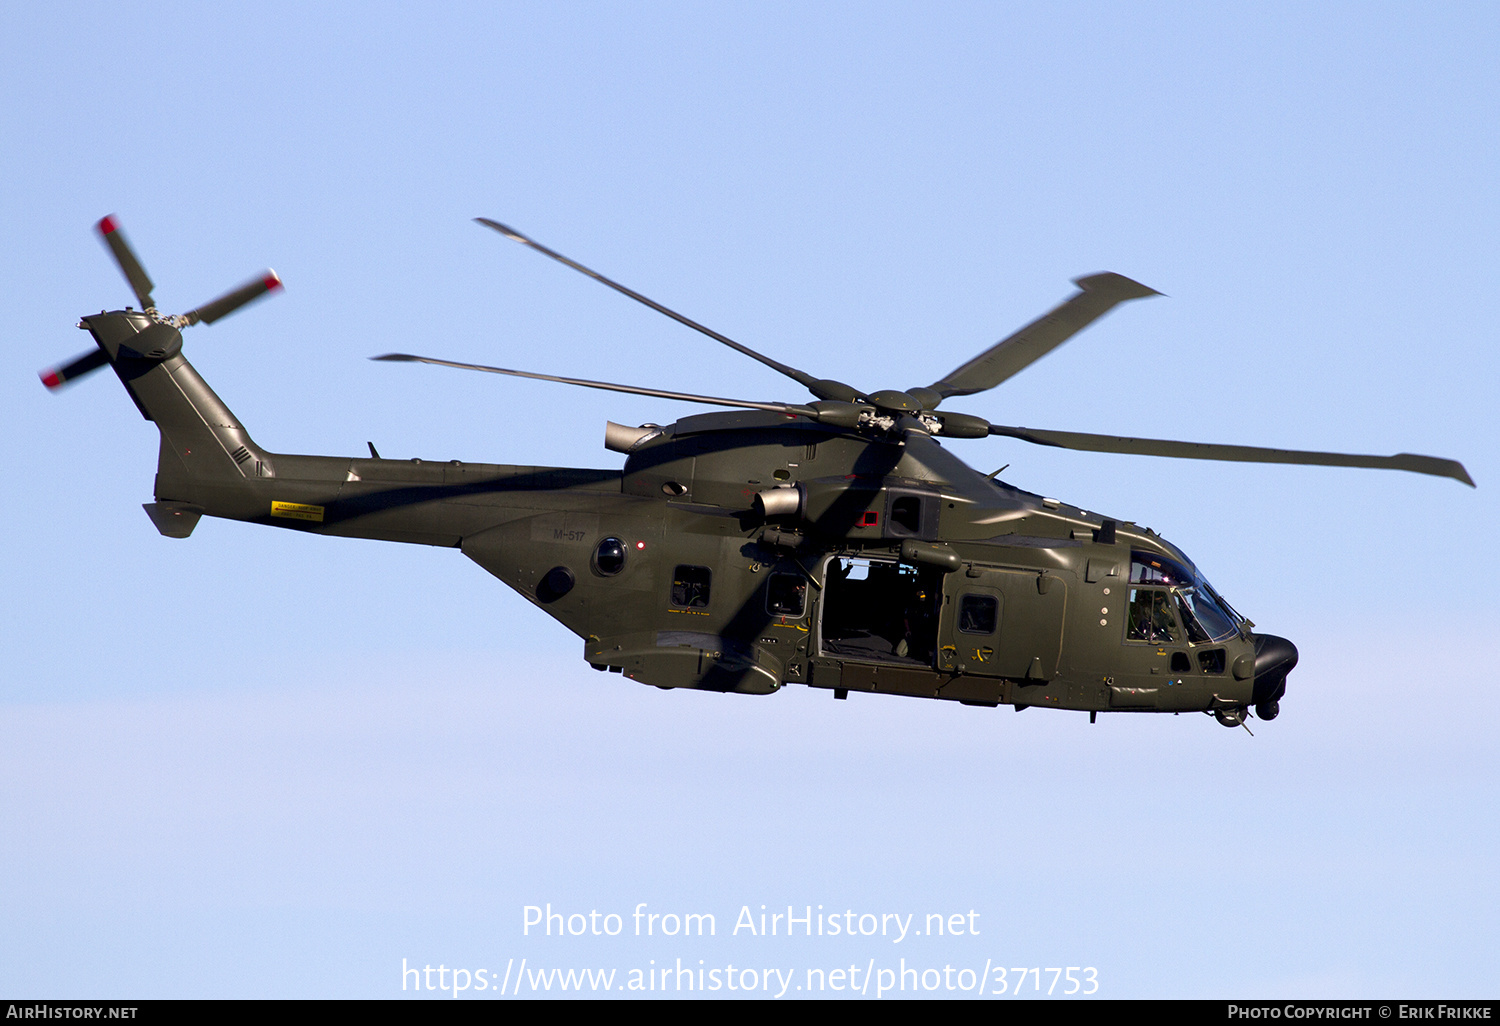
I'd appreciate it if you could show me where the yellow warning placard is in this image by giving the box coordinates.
[271,501,325,522]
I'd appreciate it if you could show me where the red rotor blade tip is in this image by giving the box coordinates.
[264,271,282,291]
[40,369,63,389]
[97,215,119,235]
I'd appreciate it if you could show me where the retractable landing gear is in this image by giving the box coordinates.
[1214,705,1247,728]
[1210,704,1258,735]
[1213,698,1281,727]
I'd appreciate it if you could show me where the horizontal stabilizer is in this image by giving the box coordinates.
[143,501,204,538]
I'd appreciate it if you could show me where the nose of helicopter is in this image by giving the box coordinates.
[1250,633,1298,719]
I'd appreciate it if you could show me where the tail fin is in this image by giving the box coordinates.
[81,310,275,535]
[46,216,288,537]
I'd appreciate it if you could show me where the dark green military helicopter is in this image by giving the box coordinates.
[46,216,1474,728]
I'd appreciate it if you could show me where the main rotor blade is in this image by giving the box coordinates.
[986,423,1475,486]
[96,215,155,310]
[928,273,1160,402]
[40,348,109,390]
[473,218,849,398]
[373,352,814,414]
[183,271,283,325]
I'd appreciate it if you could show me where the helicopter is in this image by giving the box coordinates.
[44,216,1474,729]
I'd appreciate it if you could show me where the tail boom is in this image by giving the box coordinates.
[81,309,621,544]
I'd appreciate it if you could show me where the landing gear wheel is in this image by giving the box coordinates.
[1215,706,1246,728]
[1255,699,1280,721]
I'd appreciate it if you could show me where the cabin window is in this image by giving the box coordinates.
[958,594,998,635]
[671,565,712,608]
[593,537,627,576]
[766,573,807,617]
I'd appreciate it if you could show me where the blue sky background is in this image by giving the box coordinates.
[2,1,1496,999]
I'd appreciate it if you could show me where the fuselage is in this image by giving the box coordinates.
[85,307,1296,722]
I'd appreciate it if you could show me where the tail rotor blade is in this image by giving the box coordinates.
[96,215,156,310]
[40,348,109,390]
[184,271,282,325]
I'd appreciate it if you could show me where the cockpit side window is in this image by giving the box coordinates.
[1127,588,1180,643]
[1130,551,1241,643]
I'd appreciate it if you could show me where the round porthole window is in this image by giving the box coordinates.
[593,536,627,576]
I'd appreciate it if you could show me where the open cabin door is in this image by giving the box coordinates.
[817,556,943,667]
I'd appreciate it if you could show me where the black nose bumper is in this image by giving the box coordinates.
[1251,633,1298,705]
